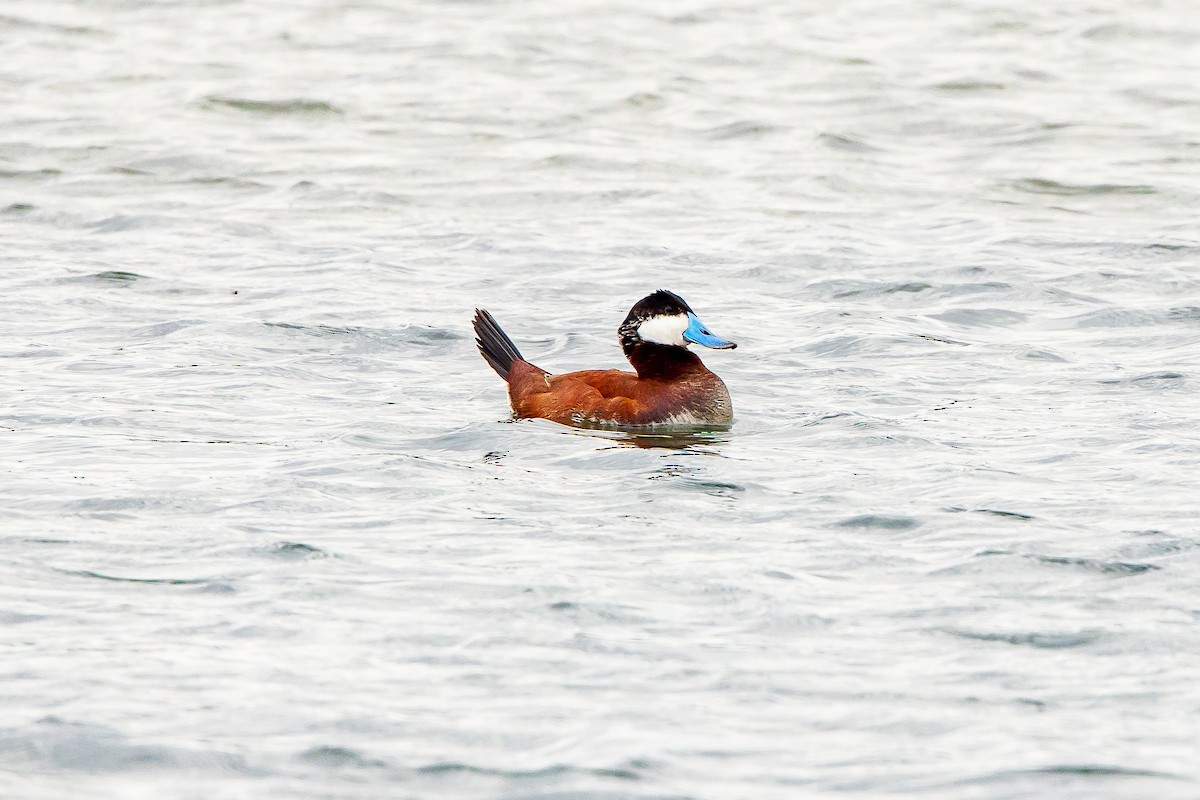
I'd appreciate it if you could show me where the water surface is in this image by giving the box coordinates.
[3,1,1199,798]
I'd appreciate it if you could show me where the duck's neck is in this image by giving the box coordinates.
[627,342,704,380]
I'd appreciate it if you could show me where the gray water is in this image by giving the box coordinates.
[3,1,1199,798]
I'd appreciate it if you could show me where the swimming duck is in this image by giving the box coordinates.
[473,290,736,428]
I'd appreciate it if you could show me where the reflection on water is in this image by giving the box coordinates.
[615,428,731,451]
[567,422,732,451]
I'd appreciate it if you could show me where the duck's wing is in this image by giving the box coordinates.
[509,368,642,425]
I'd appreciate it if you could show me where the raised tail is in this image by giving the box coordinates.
[473,309,525,380]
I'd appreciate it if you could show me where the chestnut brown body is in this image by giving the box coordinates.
[473,292,735,430]
[505,343,732,428]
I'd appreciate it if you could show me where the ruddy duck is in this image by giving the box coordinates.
[473,290,736,429]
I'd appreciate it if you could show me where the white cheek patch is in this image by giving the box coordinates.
[637,314,689,346]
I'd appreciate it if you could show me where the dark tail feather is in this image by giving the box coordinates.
[473,309,525,380]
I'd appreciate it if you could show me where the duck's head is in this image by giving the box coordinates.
[618,289,737,357]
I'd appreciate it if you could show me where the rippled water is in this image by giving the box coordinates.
[3,1,1199,798]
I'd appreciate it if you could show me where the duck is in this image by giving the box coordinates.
[473,289,736,429]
